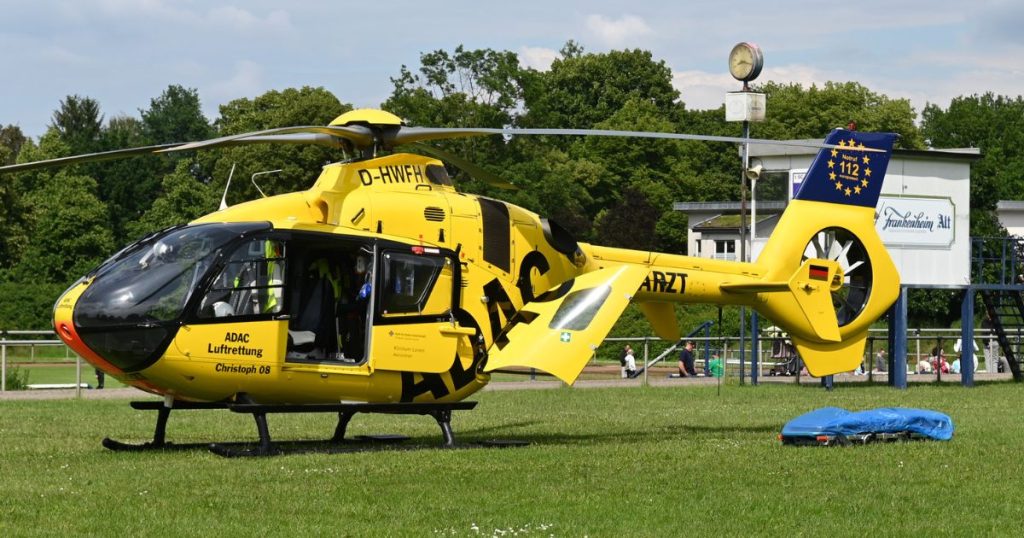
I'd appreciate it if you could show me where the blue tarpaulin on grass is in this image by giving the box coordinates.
[782,407,954,441]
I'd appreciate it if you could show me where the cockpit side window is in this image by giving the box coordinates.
[198,238,286,319]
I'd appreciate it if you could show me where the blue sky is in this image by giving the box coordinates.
[2,0,1022,138]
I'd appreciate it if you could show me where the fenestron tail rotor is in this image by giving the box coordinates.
[801,227,873,327]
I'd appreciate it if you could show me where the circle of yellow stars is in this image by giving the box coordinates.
[827,138,872,197]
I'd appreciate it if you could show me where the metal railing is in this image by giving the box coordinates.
[1,330,81,393]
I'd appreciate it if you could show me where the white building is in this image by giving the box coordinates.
[996,201,1024,237]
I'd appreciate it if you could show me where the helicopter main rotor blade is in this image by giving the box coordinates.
[390,127,884,152]
[159,125,376,153]
[408,142,518,190]
[0,133,353,175]
[0,143,182,174]
[174,133,352,149]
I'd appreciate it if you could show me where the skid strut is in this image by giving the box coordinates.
[104,399,479,457]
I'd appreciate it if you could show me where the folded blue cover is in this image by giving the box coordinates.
[782,407,954,441]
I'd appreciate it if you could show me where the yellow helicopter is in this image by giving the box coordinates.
[1,109,899,455]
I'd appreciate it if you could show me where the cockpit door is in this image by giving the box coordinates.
[370,248,469,373]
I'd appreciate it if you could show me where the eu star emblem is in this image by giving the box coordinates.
[560,331,571,343]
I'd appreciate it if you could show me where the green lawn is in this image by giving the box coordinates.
[1,382,1022,536]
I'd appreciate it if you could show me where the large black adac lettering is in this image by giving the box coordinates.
[400,309,485,402]
[516,250,550,304]
[482,278,517,343]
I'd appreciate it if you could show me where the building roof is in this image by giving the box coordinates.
[693,213,779,230]
[673,201,787,212]
[997,200,1024,211]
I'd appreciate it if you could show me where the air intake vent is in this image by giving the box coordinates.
[424,207,446,222]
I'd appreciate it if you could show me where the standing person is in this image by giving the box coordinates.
[678,341,697,377]
[874,348,887,373]
[94,367,105,389]
[619,345,632,378]
[624,347,637,378]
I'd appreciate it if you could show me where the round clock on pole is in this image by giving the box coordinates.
[728,42,764,85]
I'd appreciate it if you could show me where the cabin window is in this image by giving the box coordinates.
[198,238,286,319]
[378,251,452,317]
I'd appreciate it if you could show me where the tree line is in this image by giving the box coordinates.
[1,42,1020,330]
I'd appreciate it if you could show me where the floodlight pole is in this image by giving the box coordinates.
[726,42,765,386]
[739,119,749,385]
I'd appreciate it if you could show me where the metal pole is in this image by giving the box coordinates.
[962,288,975,387]
[643,337,649,387]
[892,286,909,389]
[751,178,757,261]
[739,120,749,386]
[720,339,728,396]
[740,120,749,264]
[751,312,759,385]
[2,341,6,392]
[868,336,876,381]
[76,355,82,398]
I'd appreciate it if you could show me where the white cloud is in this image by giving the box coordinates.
[518,46,559,71]
[585,14,652,47]
[38,45,91,67]
[86,0,292,34]
[206,60,266,106]
[207,6,292,33]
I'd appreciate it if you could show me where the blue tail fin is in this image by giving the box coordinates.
[794,129,897,208]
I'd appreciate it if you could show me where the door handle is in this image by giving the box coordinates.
[439,326,476,337]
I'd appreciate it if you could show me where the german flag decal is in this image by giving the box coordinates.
[809,265,830,281]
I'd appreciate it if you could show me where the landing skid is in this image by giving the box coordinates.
[103,399,516,457]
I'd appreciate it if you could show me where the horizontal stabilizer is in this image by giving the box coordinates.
[722,259,841,342]
[720,281,789,293]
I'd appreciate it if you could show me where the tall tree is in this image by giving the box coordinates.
[0,124,26,166]
[922,93,1024,237]
[141,85,213,144]
[50,95,104,154]
[97,115,163,242]
[125,160,215,239]
[383,46,529,198]
[13,173,115,285]
[210,87,350,202]
[522,47,682,129]
[752,81,924,148]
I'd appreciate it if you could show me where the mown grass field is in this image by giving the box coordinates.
[2,382,1023,536]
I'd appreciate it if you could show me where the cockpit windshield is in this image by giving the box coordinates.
[73,222,268,371]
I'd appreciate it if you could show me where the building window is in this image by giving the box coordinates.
[714,240,736,261]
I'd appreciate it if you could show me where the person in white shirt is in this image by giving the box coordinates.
[624,348,637,378]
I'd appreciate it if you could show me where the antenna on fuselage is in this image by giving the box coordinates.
[219,164,236,210]
[251,169,282,199]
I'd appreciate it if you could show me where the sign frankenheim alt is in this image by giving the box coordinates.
[874,196,954,248]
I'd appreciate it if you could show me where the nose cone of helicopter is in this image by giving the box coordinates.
[53,279,125,375]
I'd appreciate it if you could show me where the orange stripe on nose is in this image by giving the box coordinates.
[55,320,124,375]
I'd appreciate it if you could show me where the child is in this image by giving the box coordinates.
[624,347,637,378]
